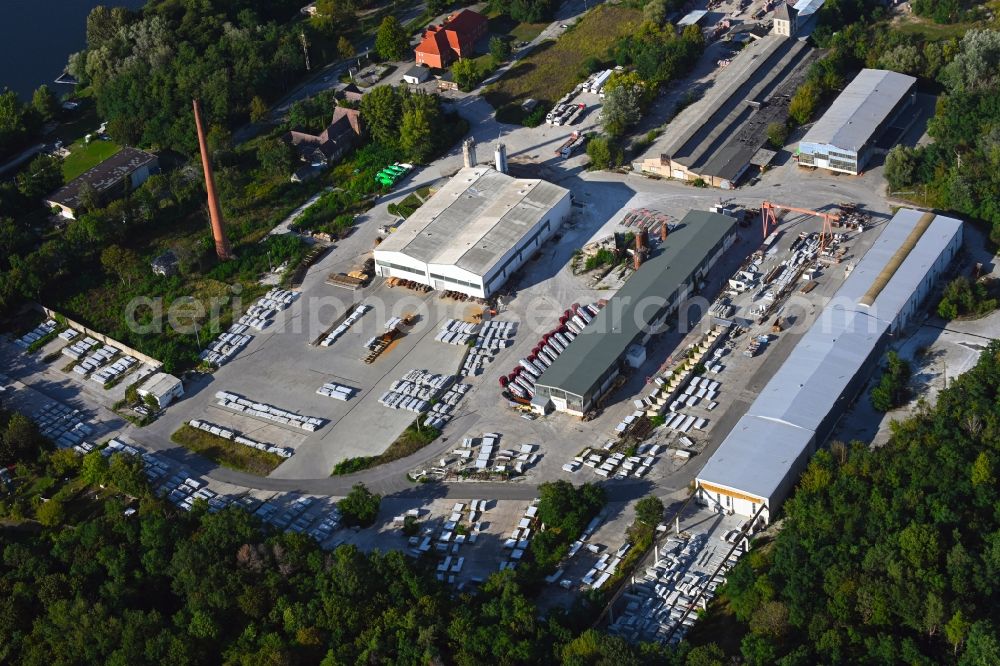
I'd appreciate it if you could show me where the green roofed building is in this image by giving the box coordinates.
[533,210,738,416]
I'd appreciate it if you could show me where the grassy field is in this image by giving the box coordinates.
[62,138,121,181]
[171,424,284,476]
[483,5,641,110]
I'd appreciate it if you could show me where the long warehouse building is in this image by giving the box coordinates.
[533,210,738,416]
[797,68,916,175]
[373,166,571,298]
[695,208,963,524]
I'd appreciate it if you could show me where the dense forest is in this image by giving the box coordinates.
[66,0,320,152]
[716,341,1000,664]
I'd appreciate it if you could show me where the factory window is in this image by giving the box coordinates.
[829,149,855,160]
[378,261,425,277]
[799,153,815,166]
[829,158,857,172]
[567,394,583,411]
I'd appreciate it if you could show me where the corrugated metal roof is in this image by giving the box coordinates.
[793,0,825,18]
[799,69,916,152]
[694,414,813,501]
[697,209,962,504]
[535,211,737,398]
[375,167,569,277]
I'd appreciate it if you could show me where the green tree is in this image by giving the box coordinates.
[489,36,511,64]
[884,145,919,191]
[766,122,789,149]
[940,30,1000,93]
[601,73,645,136]
[16,154,63,200]
[451,58,481,91]
[586,135,621,169]
[337,35,355,60]
[360,85,404,145]
[870,351,911,412]
[375,16,409,61]
[31,85,60,123]
[0,89,28,154]
[35,497,66,527]
[946,610,971,655]
[789,80,821,125]
[100,245,143,287]
[339,483,381,527]
[107,453,148,497]
[399,107,433,162]
[634,495,664,526]
[0,412,47,464]
[80,449,109,486]
[257,137,295,176]
[643,0,668,26]
[249,95,268,123]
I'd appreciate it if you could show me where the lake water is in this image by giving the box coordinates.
[0,0,147,101]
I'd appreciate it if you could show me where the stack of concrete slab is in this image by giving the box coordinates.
[465,320,517,376]
[320,303,370,347]
[239,288,299,331]
[72,345,119,376]
[425,382,470,430]
[61,336,99,361]
[188,418,294,458]
[316,381,356,401]
[378,369,453,414]
[213,391,324,432]
[15,319,58,349]
[91,355,138,385]
[200,324,253,367]
[29,401,92,448]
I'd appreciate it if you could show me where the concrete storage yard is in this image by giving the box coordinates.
[2,0,986,644]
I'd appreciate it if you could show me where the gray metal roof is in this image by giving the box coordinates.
[793,0,825,18]
[536,210,737,398]
[697,209,963,503]
[799,69,916,151]
[46,147,157,210]
[695,414,813,501]
[375,167,569,277]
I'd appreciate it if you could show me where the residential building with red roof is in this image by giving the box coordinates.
[414,9,488,68]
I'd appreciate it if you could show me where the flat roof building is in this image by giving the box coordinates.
[138,372,184,409]
[797,69,917,175]
[45,147,158,219]
[696,208,963,524]
[534,210,739,416]
[373,166,571,298]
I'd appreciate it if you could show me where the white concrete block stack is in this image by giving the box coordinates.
[91,355,137,385]
[61,336,99,361]
[501,500,539,571]
[467,320,517,376]
[199,324,253,367]
[29,401,92,448]
[214,391,324,432]
[320,303,370,347]
[378,370,453,414]
[607,530,746,643]
[239,288,298,331]
[71,345,119,376]
[316,381,356,401]
[188,418,294,458]
[424,382,470,430]
[15,319,58,349]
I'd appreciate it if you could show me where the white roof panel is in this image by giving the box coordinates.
[800,69,916,151]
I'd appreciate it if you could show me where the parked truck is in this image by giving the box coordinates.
[556,131,585,158]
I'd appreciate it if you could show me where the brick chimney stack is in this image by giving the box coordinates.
[193,99,232,261]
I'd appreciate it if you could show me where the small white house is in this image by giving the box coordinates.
[138,372,184,408]
[402,65,432,85]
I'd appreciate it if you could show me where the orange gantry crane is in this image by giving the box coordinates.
[760,201,840,252]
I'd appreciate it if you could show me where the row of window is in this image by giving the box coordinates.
[487,219,552,290]
[376,260,424,277]
[429,272,481,290]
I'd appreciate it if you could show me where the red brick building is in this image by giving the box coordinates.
[414,9,488,69]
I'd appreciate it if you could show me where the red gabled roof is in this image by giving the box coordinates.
[416,27,450,56]
[443,9,487,36]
